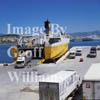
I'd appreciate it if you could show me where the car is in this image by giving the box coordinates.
[69,51,76,59]
[76,48,82,56]
[87,51,97,58]
[87,47,97,58]
[90,51,97,57]
[90,46,96,52]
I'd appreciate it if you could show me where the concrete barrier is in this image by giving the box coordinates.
[56,51,70,64]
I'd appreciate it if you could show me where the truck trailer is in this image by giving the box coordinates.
[39,70,80,100]
[83,63,100,100]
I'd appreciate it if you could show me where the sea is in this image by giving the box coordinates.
[0,41,100,64]
[0,44,14,64]
[69,41,100,49]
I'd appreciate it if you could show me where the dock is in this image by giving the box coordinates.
[0,46,100,100]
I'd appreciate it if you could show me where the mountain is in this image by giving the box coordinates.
[68,30,100,36]
[0,34,19,37]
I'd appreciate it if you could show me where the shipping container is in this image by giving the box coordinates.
[83,63,100,100]
[39,70,80,100]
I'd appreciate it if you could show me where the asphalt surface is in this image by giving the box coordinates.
[0,46,100,100]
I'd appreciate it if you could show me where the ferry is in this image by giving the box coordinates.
[12,20,70,64]
[44,20,70,62]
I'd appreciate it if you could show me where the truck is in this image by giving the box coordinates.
[83,63,100,100]
[15,51,32,68]
[39,70,81,100]
[15,56,26,68]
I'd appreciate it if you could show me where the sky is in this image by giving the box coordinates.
[0,0,100,33]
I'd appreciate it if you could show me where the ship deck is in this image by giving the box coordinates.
[0,46,100,100]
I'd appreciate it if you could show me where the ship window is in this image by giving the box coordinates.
[49,38,61,44]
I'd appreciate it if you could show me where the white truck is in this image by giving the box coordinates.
[15,51,32,68]
[15,56,26,68]
[83,63,100,100]
[39,70,81,100]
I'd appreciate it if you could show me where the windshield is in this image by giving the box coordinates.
[91,48,96,51]
[70,53,75,55]
[16,61,24,64]
[77,50,81,52]
[90,51,96,53]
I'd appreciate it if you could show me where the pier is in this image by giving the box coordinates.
[0,46,100,100]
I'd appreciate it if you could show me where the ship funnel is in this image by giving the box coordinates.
[44,20,51,36]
